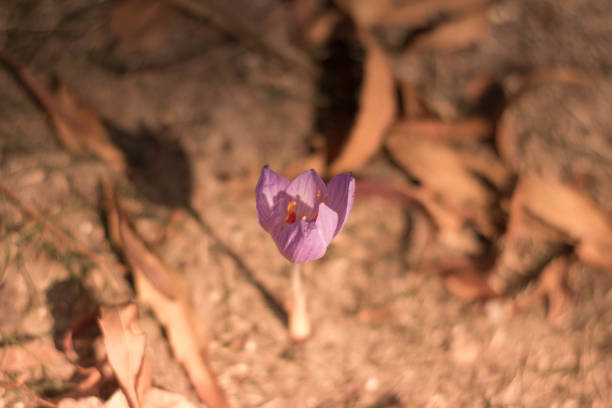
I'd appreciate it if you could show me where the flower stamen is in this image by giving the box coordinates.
[286,200,297,224]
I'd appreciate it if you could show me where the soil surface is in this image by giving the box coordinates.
[1,0,611,407]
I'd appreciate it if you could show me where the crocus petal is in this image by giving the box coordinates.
[285,169,327,219]
[255,165,289,233]
[325,173,355,237]
[274,220,328,263]
[315,203,338,245]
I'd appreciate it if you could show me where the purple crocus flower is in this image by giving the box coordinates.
[255,166,355,263]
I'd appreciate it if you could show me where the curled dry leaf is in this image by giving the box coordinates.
[399,82,427,118]
[512,255,572,323]
[456,146,512,193]
[381,0,487,28]
[58,388,197,408]
[513,175,612,269]
[102,180,230,408]
[0,338,75,382]
[334,0,394,28]
[98,304,151,408]
[109,0,178,52]
[386,125,501,239]
[409,10,489,52]
[357,307,392,324]
[52,84,127,173]
[391,117,493,142]
[302,9,342,48]
[355,179,480,256]
[421,255,498,301]
[329,29,396,174]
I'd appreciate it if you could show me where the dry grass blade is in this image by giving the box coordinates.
[0,51,126,173]
[514,175,612,269]
[102,181,230,408]
[99,305,151,408]
[329,29,396,174]
[0,179,127,282]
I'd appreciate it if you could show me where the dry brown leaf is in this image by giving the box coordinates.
[0,338,74,382]
[495,104,519,171]
[118,214,182,300]
[386,131,492,209]
[98,304,150,408]
[102,182,230,408]
[422,256,498,301]
[133,268,229,408]
[329,29,396,174]
[463,73,496,106]
[356,180,481,255]
[109,0,178,52]
[302,9,342,48]
[58,396,105,408]
[357,307,392,324]
[400,82,427,118]
[381,0,487,28]
[391,117,493,142]
[334,0,394,28]
[511,255,572,323]
[0,52,126,173]
[141,388,199,408]
[52,84,127,173]
[101,177,180,299]
[441,268,498,301]
[58,388,197,408]
[456,147,512,193]
[514,175,612,269]
[386,127,498,238]
[410,10,489,52]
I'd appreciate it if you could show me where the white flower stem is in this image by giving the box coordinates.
[289,263,311,342]
[292,262,302,293]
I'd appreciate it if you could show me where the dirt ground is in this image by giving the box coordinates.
[1,0,611,407]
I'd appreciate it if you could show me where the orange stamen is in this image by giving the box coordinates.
[286,201,297,224]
